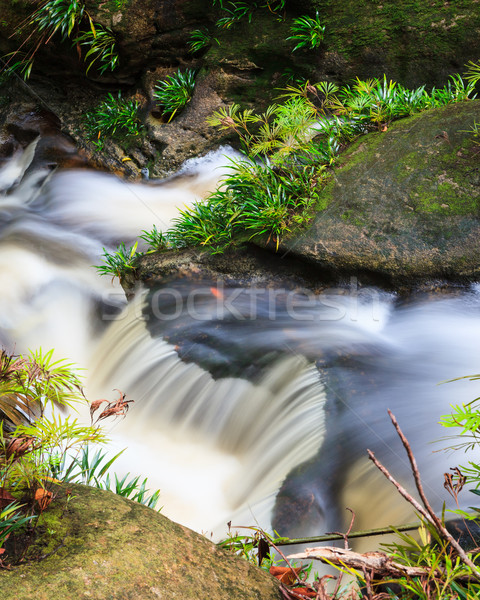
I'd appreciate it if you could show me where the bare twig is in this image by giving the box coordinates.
[274,521,436,546]
[368,411,480,580]
[330,509,355,599]
[288,546,442,578]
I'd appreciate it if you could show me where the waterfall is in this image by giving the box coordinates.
[2,139,480,545]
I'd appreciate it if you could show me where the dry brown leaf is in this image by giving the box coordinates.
[269,566,303,585]
[5,436,35,460]
[34,488,53,511]
[89,399,108,419]
[0,489,17,510]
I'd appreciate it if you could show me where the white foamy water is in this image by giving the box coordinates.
[2,139,480,543]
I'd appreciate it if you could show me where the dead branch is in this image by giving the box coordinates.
[274,521,429,546]
[368,411,480,580]
[288,546,440,578]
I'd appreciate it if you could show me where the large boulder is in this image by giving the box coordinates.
[268,100,480,284]
[288,0,480,88]
[0,484,281,600]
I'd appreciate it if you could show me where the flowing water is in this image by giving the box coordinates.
[2,139,480,546]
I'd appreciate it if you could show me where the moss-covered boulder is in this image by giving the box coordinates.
[266,100,480,284]
[0,484,280,600]
[290,0,480,88]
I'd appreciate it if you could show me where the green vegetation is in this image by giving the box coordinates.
[74,24,119,75]
[62,446,161,509]
[96,241,140,279]
[0,0,120,80]
[153,69,196,122]
[83,93,144,149]
[188,29,219,54]
[213,0,286,29]
[287,12,325,52]
[0,348,160,565]
[90,69,478,270]
[139,225,170,253]
[140,73,475,255]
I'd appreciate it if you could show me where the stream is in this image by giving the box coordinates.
[1,139,480,547]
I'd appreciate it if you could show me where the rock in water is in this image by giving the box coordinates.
[272,101,480,285]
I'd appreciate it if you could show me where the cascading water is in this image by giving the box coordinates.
[2,139,480,546]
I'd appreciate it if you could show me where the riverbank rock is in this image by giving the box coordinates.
[258,100,480,285]
[3,0,480,176]
[0,484,280,600]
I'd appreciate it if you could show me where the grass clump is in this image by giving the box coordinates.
[84,93,144,150]
[91,70,477,273]
[73,24,119,75]
[95,241,141,279]
[287,12,325,52]
[0,0,120,80]
[160,73,476,254]
[188,29,219,54]
[153,69,196,122]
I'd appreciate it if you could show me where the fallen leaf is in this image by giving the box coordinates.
[5,436,35,460]
[290,586,317,598]
[34,488,53,511]
[269,566,303,585]
[0,489,16,510]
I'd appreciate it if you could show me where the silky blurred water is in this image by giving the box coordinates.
[1,141,480,543]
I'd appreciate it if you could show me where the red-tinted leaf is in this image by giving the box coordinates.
[269,566,303,585]
[0,489,16,510]
[34,488,53,511]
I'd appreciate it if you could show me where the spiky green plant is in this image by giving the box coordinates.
[96,242,141,279]
[0,502,35,552]
[73,24,119,74]
[83,93,143,149]
[215,1,255,28]
[153,69,196,122]
[287,12,325,52]
[139,225,170,252]
[29,0,85,41]
[188,29,218,53]
[1,0,120,81]
[61,446,161,509]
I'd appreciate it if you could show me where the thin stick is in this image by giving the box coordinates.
[330,509,355,599]
[368,411,480,580]
[274,521,430,546]
[388,410,439,526]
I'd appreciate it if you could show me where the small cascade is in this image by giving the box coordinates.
[88,294,326,531]
[2,140,480,543]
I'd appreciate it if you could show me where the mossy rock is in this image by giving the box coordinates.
[267,100,480,284]
[0,484,280,600]
[288,0,480,87]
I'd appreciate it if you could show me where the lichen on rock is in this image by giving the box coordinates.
[0,484,281,600]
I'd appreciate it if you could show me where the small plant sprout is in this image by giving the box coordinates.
[96,242,141,280]
[287,12,326,52]
[83,93,143,148]
[154,69,196,122]
[188,29,218,53]
[140,225,170,252]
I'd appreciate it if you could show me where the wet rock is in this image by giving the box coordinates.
[265,101,480,284]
